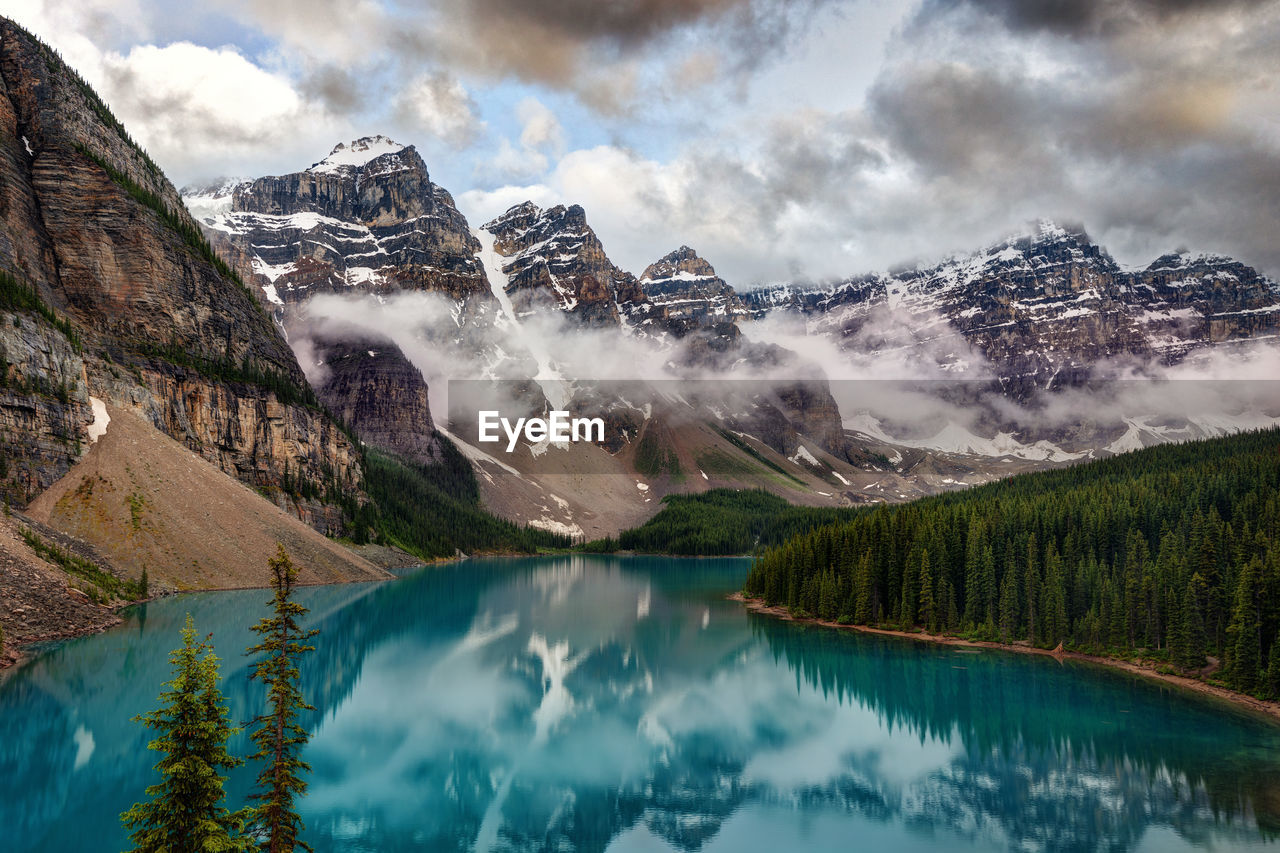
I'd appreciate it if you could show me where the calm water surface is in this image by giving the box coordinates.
[2,555,1280,852]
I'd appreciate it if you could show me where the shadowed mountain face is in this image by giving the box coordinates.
[311,339,443,467]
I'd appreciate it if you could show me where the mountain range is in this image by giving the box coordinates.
[181,134,1280,535]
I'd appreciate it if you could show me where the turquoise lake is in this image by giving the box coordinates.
[3,555,1280,852]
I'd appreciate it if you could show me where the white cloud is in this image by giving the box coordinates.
[516,97,565,153]
[484,139,550,182]
[96,42,348,181]
[477,97,567,182]
[395,72,484,146]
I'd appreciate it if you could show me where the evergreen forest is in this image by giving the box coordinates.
[742,428,1280,697]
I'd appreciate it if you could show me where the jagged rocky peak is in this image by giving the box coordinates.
[482,200,646,326]
[640,246,746,322]
[1137,249,1278,316]
[186,135,488,306]
[745,218,1280,392]
[233,137,435,223]
[641,246,718,282]
[484,200,545,242]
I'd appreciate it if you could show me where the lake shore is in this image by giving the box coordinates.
[731,592,1280,723]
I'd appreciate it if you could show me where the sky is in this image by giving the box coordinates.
[5,0,1280,286]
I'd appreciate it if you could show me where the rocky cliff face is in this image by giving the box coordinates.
[639,246,746,329]
[313,339,443,467]
[745,221,1280,388]
[0,315,90,503]
[0,18,362,530]
[482,202,648,327]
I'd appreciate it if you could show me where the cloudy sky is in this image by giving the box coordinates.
[6,0,1279,285]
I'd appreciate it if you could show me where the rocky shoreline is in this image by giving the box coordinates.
[731,593,1280,724]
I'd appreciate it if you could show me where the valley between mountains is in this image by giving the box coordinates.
[0,15,1278,661]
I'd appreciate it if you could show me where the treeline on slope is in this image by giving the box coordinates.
[346,438,570,559]
[581,488,866,555]
[0,268,82,352]
[743,428,1280,699]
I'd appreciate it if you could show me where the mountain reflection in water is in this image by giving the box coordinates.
[1,555,1278,852]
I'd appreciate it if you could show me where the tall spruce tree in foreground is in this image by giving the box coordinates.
[121,615,252,852]
[246,545,318,853]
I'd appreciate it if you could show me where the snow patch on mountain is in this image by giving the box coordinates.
[181,178,249,221]
[789,445,821,467]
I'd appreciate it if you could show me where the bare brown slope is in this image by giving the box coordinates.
[0,515,120,668]
[27,404,389,590]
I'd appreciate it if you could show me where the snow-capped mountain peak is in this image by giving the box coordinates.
[308,135,406,174]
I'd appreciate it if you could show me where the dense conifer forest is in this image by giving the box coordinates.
[355,441,571,558]
[580,488,865,555]
[743,428,1280,698]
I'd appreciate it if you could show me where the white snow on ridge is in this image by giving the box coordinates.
[473,226,569,409]
[530,517,584,538]
[1104,412,1280,456]
[1105,417,1162,455]
[182,178,248,221]
[250,258,297,283]
[261,283,283,306]
[308,136,405,174]
[845,412,1084,463]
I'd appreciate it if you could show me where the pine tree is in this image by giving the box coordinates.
[1179,573,1209,670]
[1226,557,1264,693]
[853,552,874,624]
[1043,545,1068,647]
[1024,535,1040,644]
[998,566,1020,643]
[979,545,997,630]
[941,573,959,632]
[919,549,937,632]
[246,545,319,853]
[121,615,252,853]
[899,547,920,629]
[1263,643,1280,701]
[962,515,984,627]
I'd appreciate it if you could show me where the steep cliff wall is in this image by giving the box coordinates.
[0,18,363,531]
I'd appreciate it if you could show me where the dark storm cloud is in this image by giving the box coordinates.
[925,0,1273,36]
[868,63,1065,180]
[858,0,1280,275]
[298,65,368,115]
[385,0,838,112]
[458,0,748,47]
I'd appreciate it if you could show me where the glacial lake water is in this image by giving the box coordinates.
[3,555,1280,852]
